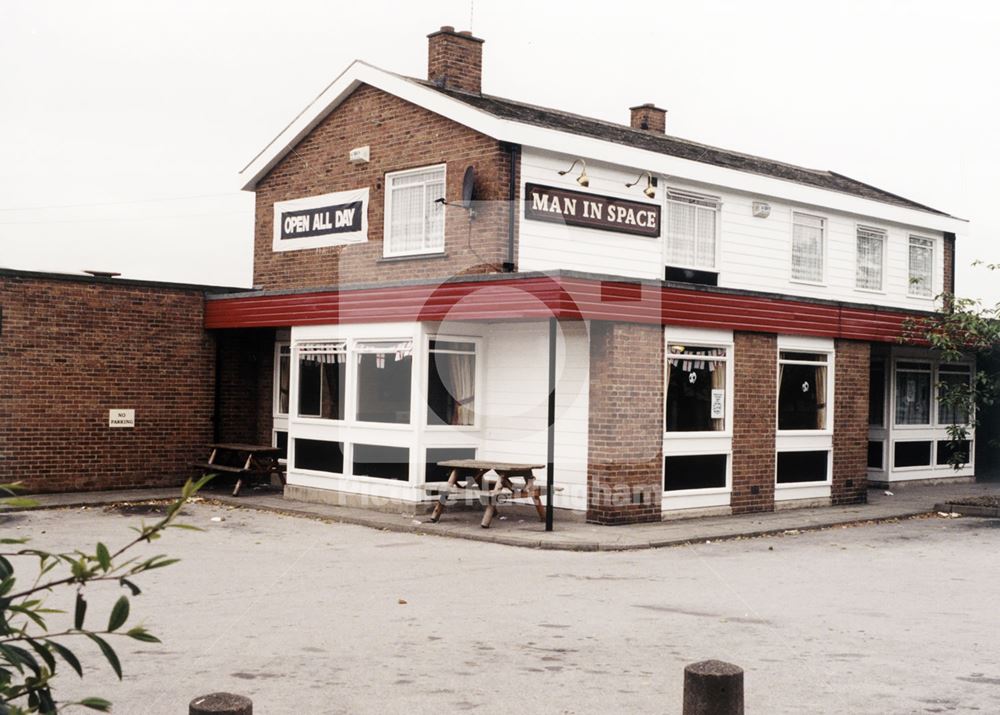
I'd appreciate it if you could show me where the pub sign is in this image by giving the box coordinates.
[272,187,369,251]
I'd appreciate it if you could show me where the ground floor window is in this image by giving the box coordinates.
[893,440,932,468]
[295,438,344,474]
[665,345,727,432]
[894,361,932,425]
[663,454,727,491]
[352,444,409,481]
[297,342,346,420]
[274,430,288,461]
[778,351,829,430]
[776,450,829,484]
[276,343,290,415]
[427,340,477,426]
[869,359,885,427]
[937,363,972,426]
[936,439,971,468]
[425,447,477,482]
[355,340,413,424]
[867,440,883,470]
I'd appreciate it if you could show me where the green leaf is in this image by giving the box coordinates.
[119,577,142,596]
[95,543,111,572]
[125,626,160,643]
[25,638,55,673]
[74,593,87,630]
[0,555,12,580]
[107,596,129,632]
[47,640,83,678]
[78,697,112,711]
[85,634,122,680]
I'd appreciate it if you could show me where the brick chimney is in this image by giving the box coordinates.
[630,103,667,133]
[427,26,484,94]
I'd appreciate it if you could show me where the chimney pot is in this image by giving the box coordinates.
[629,103,667,134]
[427,26,484,93]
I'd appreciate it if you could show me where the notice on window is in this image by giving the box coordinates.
[710,390,725,419]
[109,409,135,428]
[272,187,369,252]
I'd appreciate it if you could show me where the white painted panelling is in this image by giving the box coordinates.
[481,320,590,510]
[518,148,948,311]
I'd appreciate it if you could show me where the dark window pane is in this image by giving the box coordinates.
[357,353,412,423]
[778,363,827,430]
[278,350,290,414]
[297,358,345,419]
[294,439,344,474]
[665,349,726,432]
[427,350,476,426]
[894,441,932,468]
[869,360,885,427]
[664,454,727,491]
[776,451,829,484]
[274,430,288,461]
[936,440,971,468]
[867,441,883,470]
[937,371,971,425]
[425,447,477,482]
[779,351,827,362]
[353,444,409,481]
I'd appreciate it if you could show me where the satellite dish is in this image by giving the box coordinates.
[460,166,476,209]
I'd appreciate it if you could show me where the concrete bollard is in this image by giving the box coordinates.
[189,692,253,715]
[682,660,744,715]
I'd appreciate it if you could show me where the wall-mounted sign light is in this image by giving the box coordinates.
[557,159,589,187]
[625,171,657,200]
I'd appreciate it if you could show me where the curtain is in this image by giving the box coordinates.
[448,353,476,426]
[814,365,827,429]
[710,361,725,431]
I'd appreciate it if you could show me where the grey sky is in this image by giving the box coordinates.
[3,0,998,304]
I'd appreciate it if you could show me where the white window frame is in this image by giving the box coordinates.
[855,224,887,293]
[663,342,733,438]
[272,341,291,462]
[790,211,827,285]
[908,235,935,298]
[423,336,482,431]
[664,189,721,272]
[353,338,415,427]
[383,164,447,258]
[294,340,348,422]
[776,347,834,435]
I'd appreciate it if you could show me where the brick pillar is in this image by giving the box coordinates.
[943,232,956,296]
[832,339,870,505]
[587,322,663,524]
[731,332,776,514]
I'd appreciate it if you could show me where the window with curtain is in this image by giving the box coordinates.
[938,364,972,425]
[426,339,477,426]
[276,344,290,415]
[777,351,829,430]
[908,236,934,297]
[666,191,719,270]
[385,165,446,256]
[791,212,825,282]
[665,345,727,432]
[297,342,346,420]
[355,340,413,424]
[856,226,885,291]
[894,361,931,425]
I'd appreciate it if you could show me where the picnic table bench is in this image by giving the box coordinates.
[423,459,561,529]
[193,443,285,497]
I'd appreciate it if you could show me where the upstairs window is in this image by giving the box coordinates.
[791,212,825,283]
[665,345,728,432]
[778,351,830,430]
[856,226,886,291]
[908,236,934,297]
[384,165,446,257]
[297,342,346,420]
[666,191,719,270]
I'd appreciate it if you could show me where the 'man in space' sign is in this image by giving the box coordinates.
[524,183,660,238]
[272,188,369,252]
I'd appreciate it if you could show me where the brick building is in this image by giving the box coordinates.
[2,27,982,523]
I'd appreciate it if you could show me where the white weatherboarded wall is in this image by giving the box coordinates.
[518,148,946,311]
[480,320,590,510]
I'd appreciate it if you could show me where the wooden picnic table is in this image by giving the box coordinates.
[425,459,555,529]
[193,443,285,497]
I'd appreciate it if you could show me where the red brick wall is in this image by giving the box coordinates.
[587,321,663,524]
[253,84,512,292]
[832,339,870,505]
[427,28,484,93]
[0,274,215,493]
[731,332,777,514]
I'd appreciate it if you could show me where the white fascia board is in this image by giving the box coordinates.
[240,62,966,236]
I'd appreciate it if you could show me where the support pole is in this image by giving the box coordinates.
[682,660,744,715]
[546,317,557,532]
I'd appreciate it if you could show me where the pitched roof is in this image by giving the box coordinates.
[415,80,951,217]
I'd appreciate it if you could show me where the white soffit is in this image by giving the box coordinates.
[239,61,967,235]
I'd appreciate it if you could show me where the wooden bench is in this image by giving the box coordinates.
[423,460,561,528]
[193,443,285,496]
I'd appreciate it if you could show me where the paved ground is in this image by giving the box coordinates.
[6,502,1000,714]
